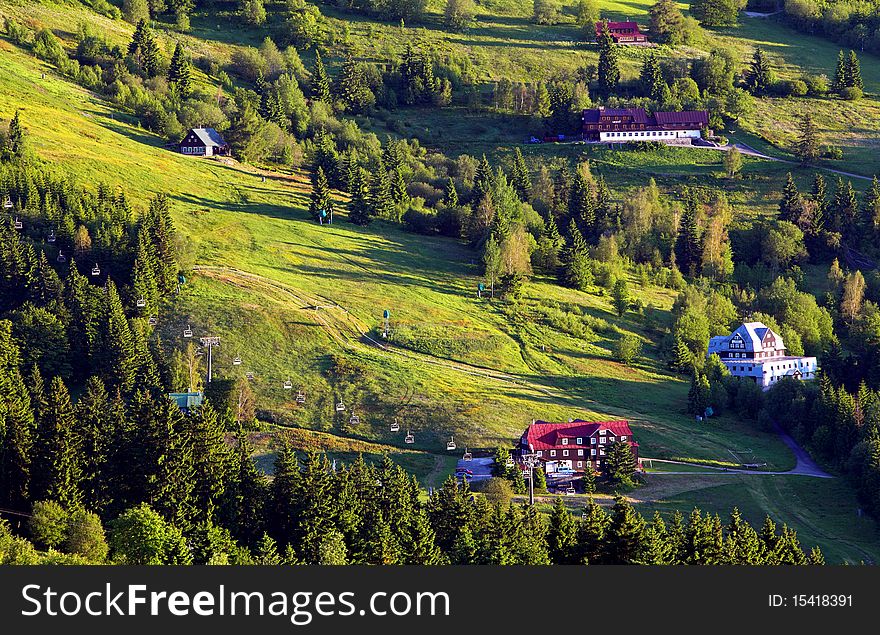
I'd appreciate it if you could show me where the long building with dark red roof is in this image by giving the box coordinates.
[520,419,638,475]
[582,106,709,143]
[595,21,648,44]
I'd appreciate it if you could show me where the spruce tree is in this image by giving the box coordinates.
[845,50,863,90]
[140,29,161,78]
[187,401,233,524]
[0,321,34,510]
[168,42,193,96]
[862,175,880,234]
[7,110,24,159]
[73,376,114,515]
[640,53,665,102]
[605,496,646,564]
[722,507,763,564]
[312,50,331,103]
[612,278,629,317]
[562,220,592,290]
[795,113,820,165]
[347,166,373,225]
[744,47,774,95]
[640,511,674,565]
[687,370,711,415]
[596,21,620,94]
[402,509,444,564]
[293,452,335,562]
[604,440,637,487]
[472,155,493,205]
[427,476,473,552]
[32,376,82,510]
[778,172,803,223]
[368,159,394,219]
[224,435,267,548]
[144,394,196,531]
[510,147,531,202]
[308,166,334,223]
[832,177,859,237]
[576,498,609,563]
[810,173,828,234]
[443,177,459,207]
[546,497,578,564]
[832,50,847,93]
[675,192,701,276]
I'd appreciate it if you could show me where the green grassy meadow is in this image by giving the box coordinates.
[1,0,879,560]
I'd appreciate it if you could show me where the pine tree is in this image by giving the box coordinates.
[687,370,711,415]
[778,172,803,223]
[7,110,25,159]
[510,148,531,202]
[293,452,335,562]
[640,53,665,102]
[368,159,394,219]
[98,281,136,394]
[596,20,620,94]
[577,498,609,564]
[308,166,334,223]
[832,177,859,237]
[312,50,331,103]
[168,42,192,96]
[604,440,637,487]
[347,166,373,226]
[443,177,459,207]
[605,496,646,564]
[810,173,828,234]
[832,50,847,93]
[845,50,863,90]
[675,191,701,276]
[73,376,114,515]
[187,402,233,524]
[32,376,82,510]
[862,175,880,234]
[795,113,820,165]
[546,497,578,564]
[562,220,593,290]
[140,28,161,78]
[744,47,774,95]
[472,155,493,205]
[0,321,34,510]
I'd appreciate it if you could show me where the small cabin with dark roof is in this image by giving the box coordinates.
[179,128,230,157]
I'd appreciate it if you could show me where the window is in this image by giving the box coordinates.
[591,438,596,445]
[536,450,542,457]
[561,438,568,445]
[577,461,583,468]
[563,450,569,457]
[576,438,583,445]
[620,435,627,441]
[550,450,556,457]
[591,449,596,456]
[578,449,584,456]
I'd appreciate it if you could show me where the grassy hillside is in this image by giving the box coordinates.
[2,0,879,560]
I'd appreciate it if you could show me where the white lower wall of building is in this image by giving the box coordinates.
[721,357,818,390]
[598,129,700,142]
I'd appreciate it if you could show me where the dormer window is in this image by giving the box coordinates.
[730,334,745,350]
[561,438,568,445]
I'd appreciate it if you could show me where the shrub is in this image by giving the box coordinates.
[33,29,67,67]
[840,86,863,101]
[802,74,828,96]
[822,145,843,160]
[613,333,642,365]
[785,79,808,97]
[4,17,31,45]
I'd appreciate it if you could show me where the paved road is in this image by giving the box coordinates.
[697,142,874,181]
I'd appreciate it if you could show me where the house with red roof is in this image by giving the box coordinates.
[582,106,709,144]
[520,419,638,475]
[595,21,648,44]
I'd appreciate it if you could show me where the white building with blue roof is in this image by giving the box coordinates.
[707,322,817,390]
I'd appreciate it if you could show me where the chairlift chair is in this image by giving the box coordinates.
[233,356,242,366]
[283,379,293,390]
[446,436,456,451]
[505,457,515,468]
[390,420,400,432]
[148,316,158,326]
[565,483,576,495]
[349,414,360,425]
[405,431,414,444]
[56,252,66,264]
[246,371,255,380]
[463,448,472,462]
[335,402,346,412]
[47,231,56,244]
[183,325,193,338]
[295,391,305,404]
[2,197,12,209]
[13,217,22,230]
[136,297,146,308]
[91,263,100,276]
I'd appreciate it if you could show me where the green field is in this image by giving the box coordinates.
[2,0,879,561]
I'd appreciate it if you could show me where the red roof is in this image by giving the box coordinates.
[596,21,644,36]
[653,110,709,126]
[522,420,635,452]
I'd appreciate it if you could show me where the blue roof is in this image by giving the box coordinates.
[168,392,204,410]
[189,128,227,148]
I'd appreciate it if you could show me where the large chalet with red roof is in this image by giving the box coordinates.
[582,107,709,144]
[595,21,648,44]
[520,419,638,475]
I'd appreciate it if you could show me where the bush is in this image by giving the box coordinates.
[28,501,69,550]
[33,29,67,67]
[784,79,808,97]
[402,207,437,234]
[822,145,843,160]
[840,87,863,101]
[3,17,31,45]
[613,333,642,365]
[802,74,828,96]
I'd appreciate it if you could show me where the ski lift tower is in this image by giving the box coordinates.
[199,336,221,383]
[521,451,540,507]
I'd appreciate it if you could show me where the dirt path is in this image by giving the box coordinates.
[702,142,874,181]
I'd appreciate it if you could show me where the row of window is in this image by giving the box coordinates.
[604,131,680,138]
[539,448,605,458]
[560,434,627,446]
[181,146,204,155]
